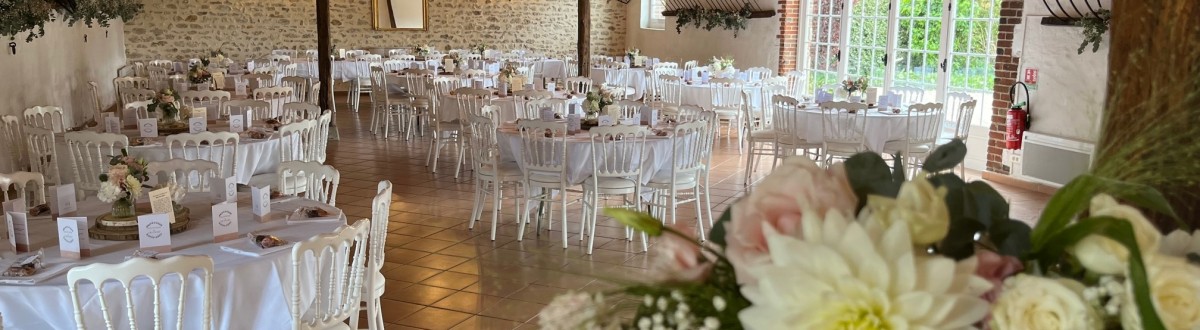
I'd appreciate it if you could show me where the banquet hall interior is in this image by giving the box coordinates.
[0,0,1196,329]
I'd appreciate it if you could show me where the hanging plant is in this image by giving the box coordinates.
[0,0,142,43]
[64,0,143,28]
[0,0,57,42]
[673,3,752,37]
[1075,9,1111,54]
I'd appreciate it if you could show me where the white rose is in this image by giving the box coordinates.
[1120,256,1200,330]
[860,176,950,246]
[990,274,1103,330]
[1070,194,1162,275]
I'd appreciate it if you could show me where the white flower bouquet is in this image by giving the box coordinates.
[710,56,735,72]
[414,45,433,57]
[539,139,1193,330]
[97,151,149,217]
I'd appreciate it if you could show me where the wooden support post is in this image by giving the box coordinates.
[578,0,590,77]
[316,0,338,140]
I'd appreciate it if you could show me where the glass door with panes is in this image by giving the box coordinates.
[844,0,890,92]
[799,0,845,95]
[890,0,946,103]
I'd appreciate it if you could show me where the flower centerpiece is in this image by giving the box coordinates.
[148,88,181,125]
[414,44,433,58]
[471,43,487,55]
[96,151,148,218]
[209,50,227,68]
[539,139,1189,330]
[841,76,869,100]
[626,49,641,67]
[710,56,735,77]
[188,62,212,90]
[585,89,614,118]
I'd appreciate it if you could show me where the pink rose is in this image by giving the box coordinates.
[725,157,857,284]
[976,249,1023,303]
[652,225,713,283]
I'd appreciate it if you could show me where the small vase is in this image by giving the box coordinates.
[111,197,135,218]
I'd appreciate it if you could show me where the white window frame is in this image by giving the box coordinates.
[643,0,666,30]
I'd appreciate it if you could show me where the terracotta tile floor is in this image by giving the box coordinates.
[323,101,1051,330]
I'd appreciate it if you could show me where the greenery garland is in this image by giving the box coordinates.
[1075,9,1111,54]
[674,2,752,37]
[1,0,142,42]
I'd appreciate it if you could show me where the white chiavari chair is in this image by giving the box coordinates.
[654,62,679,70]
[179,90,231,117]
[683,60,699,70]
[147,67,171,90]
[883,102,946,177]
[381,59,405,73]
[891,86,927,105]
[124,100,154,122]
[290,219,369,330]
[223,99,271,122]
[24,127,61,185]
[113,76,150,106]
[64,131,129,196]
[466,115,524,241]
[253,86,294,118]
[369,67,404,138]
[764,95,821,177]
[784,71,806,98]
[24,106,66,133]
[453,87,493,119]
[280,76,312,104]
[277,160,339,206]
[0,171,45,208]
[743,67,773,82]
[1,116,25,172]
[242,73,275,89]
[707,78,745,144]
[267,54,292,64]
[644,121,709,241]
[523,99,568,120]
[610,99,644,119]
[654,75,684,115]
[68,256,214,330]
[426,90,465,175]
[248,120,314,192]
[311,110,332,164]
[148,59,176,72]
[515,120,576,247]
[359,180,392,330]
[405,72,436,138]
[273,49,299,57]
[280,63,298,77]
[819,101,870,165]
[564,77,593,95]
[123,87,157,105]
[166,131,240,179]
[393,54,416,62]
[583,125,649,254]
[282,102,321,122]
[942,99,978,175]
[146,159,219,193]
[387,49,407,57]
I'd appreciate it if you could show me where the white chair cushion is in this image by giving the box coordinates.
[478,162,523,181]
[583,177,638,190]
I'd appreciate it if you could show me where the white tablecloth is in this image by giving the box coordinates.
[435,95,586,123]
[533,60,568,80]
[293,60,440,82]
[590,68,646,100]
[793,108,932,152]
[677,83,764,110]
[0,195,345,330]
[54,126,282,184]
[496,126,677,185]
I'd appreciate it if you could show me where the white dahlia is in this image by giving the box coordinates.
[739,210,992,330]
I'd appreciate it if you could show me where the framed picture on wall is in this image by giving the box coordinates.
[372,0,428,31]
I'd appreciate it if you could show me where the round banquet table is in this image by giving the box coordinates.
[677,82,764,110]
[434,94,586,123]
[495,123,678,186]
[590,67,646,100]
[532,59,568,80]
[292,59,441,82]
[0,194,346,330]
[791,107,937,152]
[54,124,283,184]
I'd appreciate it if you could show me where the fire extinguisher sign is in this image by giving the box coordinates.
[1023,68,1039,90]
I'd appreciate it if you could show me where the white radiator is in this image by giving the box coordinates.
[1020,132,1095,187]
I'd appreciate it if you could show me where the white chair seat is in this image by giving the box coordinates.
[583,176,638,192]
[647,172,698,189]
[363,269,385,297]
[882,140,934,155]
[479,162,523,180]
[247,172,306,193]
[527,173,569,186]
[750,129,777,140]
[713,108,739,116]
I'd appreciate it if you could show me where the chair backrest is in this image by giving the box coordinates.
[393,54,416,61]
[669,121,708,178]
[516,121,569,180]
[273,49,298,57]
[658,75,683,106]
[146,159,219,193]
[24,106,66,132]
[68,255,214,330]
[280,76,312,103]
[589,126,648,180]
[901,102,947,148]
[166,131,240,179]
[123,88,157,107]
[404,74,432,99]
[890,86,927,105]
[223,99,271,121]
[124,100,154,121]
[366,181,392,290]
[708,78,745,108]
[369,68,392,108]
[467,115,501,175]
[179,90,231,115]
[819,101,871,151]
[387,49,407,57]
[277,160,340,206]
[744,67,773,82]
[564,77,593,95]
[268,54,292,63]
[381,60,406,73]
[430,76,460,96]
[279,120,315,162]
[290,219,369,330]
[654,62,679,69]
[523,99,568,119]
[114,77,151,105]
[683,60,699,70]
[64,131,129,193]
[1,116,26,172]
[784,71,806,98]
[452,88,493,119]
[948,99,977,139]
[612,99,644,119]
[254,86,294,118]
[24,126,60,185]
[282,102,321,122]
[674,104,705,123]
[242,73,275,89]
[0,171,45,207]
[310,110,332,163]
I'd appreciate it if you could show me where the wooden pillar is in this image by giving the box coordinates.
[1094,0,1200,230]
[317,0,333,111]
[578,0,590,77]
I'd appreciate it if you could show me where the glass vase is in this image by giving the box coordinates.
[111,197,135,218]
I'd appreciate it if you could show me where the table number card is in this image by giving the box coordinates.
[546,82,556,92]
[137,214,172,253]
[234,79,248,95]
[7,212,29,253]
[57,217,90,259]
[251,185,270,218]
[212,202,239,243]
[229,115,245,133]
[214,176,237,203]
[598,115,615,127]
[566,114,581,134]
[189,117,207,134]
[539,108,556,122]
[149,187,176,224]
[191,107,208,120]
[49,184,77,216]
[641,107,658,126]
[139,118,158,138]
[619,117,639,126]
[105,117,121,134]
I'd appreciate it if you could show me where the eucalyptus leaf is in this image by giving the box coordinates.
[708,208,734,247]
[921,139,967,173]
[940,218,984,260]
[604,208,662,236]
[989,219,1032,257]
[963,181,1009,229]
[926,173,966,190]
[845,152,894,209]
[890,153,906,183]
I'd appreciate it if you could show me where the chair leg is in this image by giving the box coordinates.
[693,186,707,242]
[744,143,755,186]
[560,193,569,249]
[469,180,484,230]
[704,175,715,230]
[517,186,531,241]
[490,180,501,241]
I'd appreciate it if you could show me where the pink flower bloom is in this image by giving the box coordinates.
[976,249,1023,303]
[652,225,712,283]
[725,157,857,284]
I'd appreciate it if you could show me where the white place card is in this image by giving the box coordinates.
[472,80,485,90]
[189,117,207,134]
[50,184,76,216]
[251,185,270,217]
[149,187,176,224]
[212,202,239,243]
[540,108,556,121]
[7,212,29,252]
[138,118,158,138]
[105,117,122,133]
[597,115,615,127]
[619,117,639,126]
[234,79,248,95]
[546,82,556,91]
[229,115,245,133]
[191,107,207,120]
[215,176,237,203]
[566,114,581,134]
[212,72,226,90]
[137,213,172,253]
[58,217,90,259]
[641,107,658,126]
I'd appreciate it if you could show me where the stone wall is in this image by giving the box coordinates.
[124,0,626,62]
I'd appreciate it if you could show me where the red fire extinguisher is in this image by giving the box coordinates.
[1006,82,1031,150]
